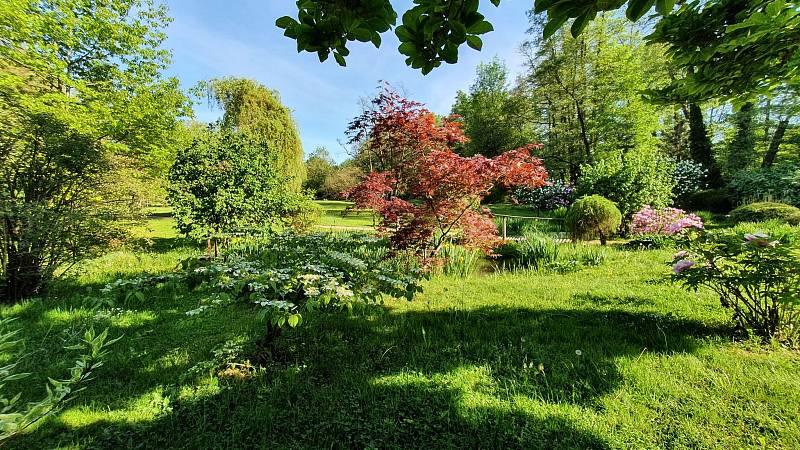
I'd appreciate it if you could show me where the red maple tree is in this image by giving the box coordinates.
[345,87,548,256]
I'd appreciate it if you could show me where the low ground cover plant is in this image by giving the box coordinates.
[672,228,800,344]
[493,231,607,273]
[103,233,424,339]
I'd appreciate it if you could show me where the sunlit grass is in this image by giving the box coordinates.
[1,215,799,449]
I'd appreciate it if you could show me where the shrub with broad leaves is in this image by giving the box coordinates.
[672,159,707,201]
[671,230,800,344]
[728,163,800,207]
[102,233,424,338]
[630,205,704,236]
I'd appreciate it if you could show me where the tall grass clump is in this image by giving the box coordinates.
[436,244,483,278]
[494,232,561,272]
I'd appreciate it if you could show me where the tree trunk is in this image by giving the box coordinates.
[2,249,43,302]
[761,118,789,168]
[3,217,40,302]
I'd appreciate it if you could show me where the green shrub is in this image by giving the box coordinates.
[168,129,308,240]
[672,230,800,343]
[728,163,800,207]
[284,195,323,232]
[102,233,424,337]
[565,196,622,245]
[683,189,734,213]
[730,202,800,225]
[576,152,675,220]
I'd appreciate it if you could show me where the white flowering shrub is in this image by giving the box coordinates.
[103,233,424,334]
[672,159,707,200]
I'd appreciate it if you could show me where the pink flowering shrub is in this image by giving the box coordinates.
[631,205,703,235]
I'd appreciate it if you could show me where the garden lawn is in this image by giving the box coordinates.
[2,225,799,449]
[316,200,377,228]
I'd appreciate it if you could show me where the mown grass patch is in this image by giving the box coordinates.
[2,219,799,449]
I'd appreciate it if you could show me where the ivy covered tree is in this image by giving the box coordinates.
[687,103,724,187]
[726,102,757,175]
[197,78,306,192]
[0,0,188,301]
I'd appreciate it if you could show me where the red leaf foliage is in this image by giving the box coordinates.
[344,88,548,256]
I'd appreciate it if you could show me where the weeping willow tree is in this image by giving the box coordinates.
[198,78,305,192]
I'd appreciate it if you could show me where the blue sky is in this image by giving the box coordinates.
[164,0,534,162]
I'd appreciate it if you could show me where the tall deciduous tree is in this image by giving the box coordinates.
[276,1,799,104]
[197,78,306,192]
[0,0,188,301]
[304,147,336,197]
[451,58,536,157]
[520,16,664,180]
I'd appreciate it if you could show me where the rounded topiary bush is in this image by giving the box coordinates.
[565,195,622,245]
[730,202,800,225]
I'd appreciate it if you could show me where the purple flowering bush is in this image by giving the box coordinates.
[512,180,575,211]
[671,230,800,344]
[631,205,704,236]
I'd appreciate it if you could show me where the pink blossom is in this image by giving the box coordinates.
[672,259,695,274]
[673,250,688,259]
[631,206,704,236]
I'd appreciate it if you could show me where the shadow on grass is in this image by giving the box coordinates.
[10,296,734,449]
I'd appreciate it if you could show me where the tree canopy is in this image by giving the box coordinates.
[197,78,306,192]
[0,0,188,300]
[452,58,536,157]
[276,0,799,103]
[168,130,300,240]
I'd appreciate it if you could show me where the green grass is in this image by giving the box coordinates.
[487,203,543,217]
[2,216,799,449]
[316,200,377,228]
